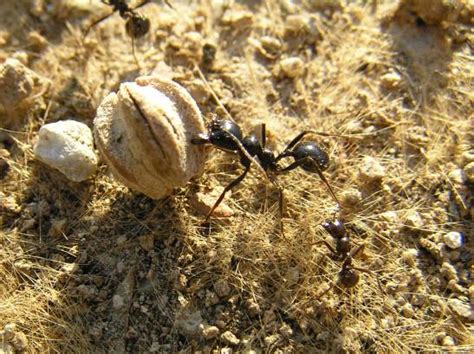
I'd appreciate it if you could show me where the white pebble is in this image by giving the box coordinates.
[221,331,240,346]
[404,210,423,228]
[279,57,305,78]
[381,71,402,90]
[0,58,41,110]
[443,231,463,249]
[359,156,386,182]
[442,336,455,346]
[401,249,418,266]
[463,162,474,182]
[112,294,124,309]
[33,120,98,182]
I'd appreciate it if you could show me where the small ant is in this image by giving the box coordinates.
[83,1,173,66]
[84,0,156,39]
[319,219,353,260]
[316,219,384,298]
[191,118,341,229]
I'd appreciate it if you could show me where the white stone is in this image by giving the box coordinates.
[381,71,402,89]
[112,294,124,309]
[443,231,463,249]
[279,57,305,78]
[33,120,98,182]
[359,156,386,182]
[463,162,474,182]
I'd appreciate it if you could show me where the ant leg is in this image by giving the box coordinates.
[276,157,340,206]
[269,177,285,235]
[348,243,365,259]
[315,240,337,255]
[261,123,266,149]
[83,12,115,38]
[204,165,250,222]
[315,282,335,300]
[131,35,141,70]
[275,131,311,162]
[351,265,385,296]
[163,0,174,9]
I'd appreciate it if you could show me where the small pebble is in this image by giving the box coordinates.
[0,58,42,109]
[48,218,68,237]
[401,303,414,318]
[440,262,458,281]
[33,120,98,182]
[279,324,293,337]
[264,333,281,346]
[200,324,219,340]
[380,210,398,224]
[175,311,203,338]
[401,249,418,266]
[113,294,124,309]
[221,331,240,346]
[443,231,463,249]
[279,57,305,78]
[116,235,127,245]
[358,156,385,182]
[460,149,474,166]
[214,279,231,298]
[442,336,455,346]
[340,188,362,208]
[190,188,234,218]
[138,234,154,251]
[447,298,474,321]
[27,31,47,51]
[220,10,253,27]
[260,36,281,53]
[380,71,402,89]
[448,168,465,184]
[245,298,261,317]
[404,210,423,228]
[285,15,310,33]
[463,162,474,182]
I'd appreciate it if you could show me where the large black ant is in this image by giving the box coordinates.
[191,118,341,229]
[316,219,384,298]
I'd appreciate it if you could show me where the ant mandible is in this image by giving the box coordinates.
[191,118,341,229]
[316,219,384,298]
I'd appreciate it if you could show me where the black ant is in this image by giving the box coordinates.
[316,219,384,298]
[83,1,173,66]
[191,118,341,229]
[84,0,156,39]
[319,219,353,261]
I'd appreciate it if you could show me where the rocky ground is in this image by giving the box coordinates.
[0,0,473,353]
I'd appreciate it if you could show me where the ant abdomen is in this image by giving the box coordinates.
[292,142,329,172]
[125,14,150,38]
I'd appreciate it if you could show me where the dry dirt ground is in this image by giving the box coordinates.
[0,0,473,353]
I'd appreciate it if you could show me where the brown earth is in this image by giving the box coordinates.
[0,0,473,353]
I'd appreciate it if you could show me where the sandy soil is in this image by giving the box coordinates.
[0,0,473,352]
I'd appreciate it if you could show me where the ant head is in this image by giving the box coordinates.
[322,219,346,239]
[200,119,243,152]
[126,14,150,38]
